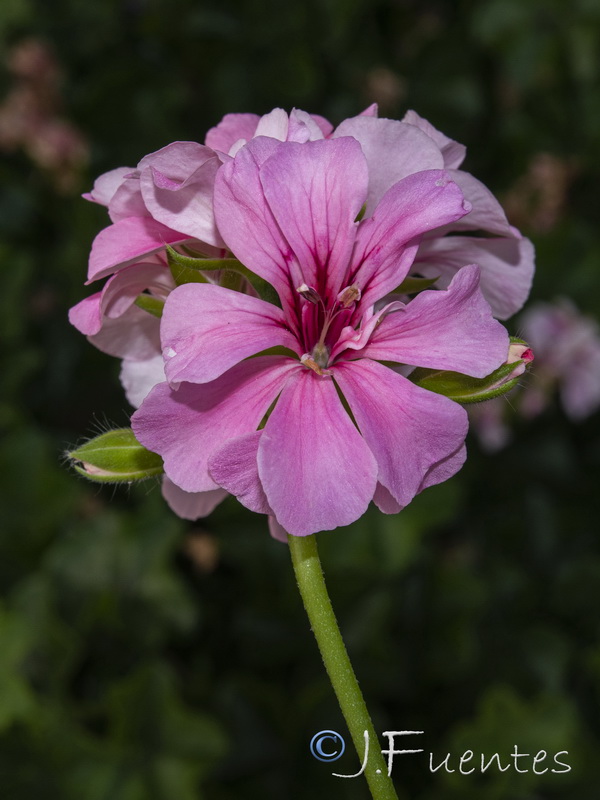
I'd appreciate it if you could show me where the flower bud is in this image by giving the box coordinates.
[67,428,163,483]
[411,338,534,404]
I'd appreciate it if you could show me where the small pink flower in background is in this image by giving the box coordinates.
[469,300,600,452]
[520,300,600,421]
[0,38,88,193]
[131,137,509,536]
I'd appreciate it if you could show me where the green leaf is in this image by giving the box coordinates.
[67,428,164,483]
[411,360,527,404]
[134,294,164,318]
[392,275,439,295]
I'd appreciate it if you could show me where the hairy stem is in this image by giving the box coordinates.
[288,533,399,800]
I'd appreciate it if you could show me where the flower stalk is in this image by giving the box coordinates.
[288,533,399,800]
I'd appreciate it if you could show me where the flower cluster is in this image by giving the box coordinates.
[70,106,535,536]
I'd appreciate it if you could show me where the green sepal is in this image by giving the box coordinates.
[134,294,164,318]
[67,428,164,483]
[410,360,527,405]
[166,245,281,306]
[392,275,439,295]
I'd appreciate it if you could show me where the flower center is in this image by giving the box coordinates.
[296,282,361,375]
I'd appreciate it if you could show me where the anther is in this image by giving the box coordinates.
[296,284,321,304]
[337,285,361,308]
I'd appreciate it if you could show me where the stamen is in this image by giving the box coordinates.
[296,284,321,304]
[337,285,361,308]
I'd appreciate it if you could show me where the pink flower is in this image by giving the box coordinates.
[132,137,509,536]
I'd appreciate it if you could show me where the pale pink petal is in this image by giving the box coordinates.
[334,359,468,507]
[359,103,378,117]
[83,166,133,206]
[310,114,334,137]
[88,303,161,360]
[351,170,471,310]
[138,142,223,246]
[120,354,165,408]
[162,478,227,520]
[161,283,301,385]
[287,109,326,142]
[107,174,147,222]
[213,137,304,323]
[441,170,519,237]
[401,110,466,169]
[132,357,298,493]
[415,235,535,320]
[372,483,403,514]
[332,116,444,212]
[87,217,190,282]
[208,431,273,515]
[257,370,378,536]
[205,113,260,153]
[259,137,368,298]
[268,516,288,543]
[361,265,509,377]
[254,108,289,140]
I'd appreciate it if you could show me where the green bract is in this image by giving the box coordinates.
[67,428,164,483]
[410,357,530,405]
[166,245,280,306]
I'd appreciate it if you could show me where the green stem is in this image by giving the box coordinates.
[288,533,399,800]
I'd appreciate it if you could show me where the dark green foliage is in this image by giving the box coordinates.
[1,0,600,797]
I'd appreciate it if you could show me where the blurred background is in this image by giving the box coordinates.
[1,0,600,797]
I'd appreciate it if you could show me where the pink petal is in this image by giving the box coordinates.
[401,110,466,169]
[161,283,301,385]
[350,170,471,310]
[69,293,102,335]
[259,137,369,299]
[332,116,444,212]
[87,217,190,282]
[361,265,509,377]
[420,444,467,491]
[162,478,227,520]
[205,113,260,153]
[73,262,171,335]
[138,142,223,246]
[131,357,298,493]
[257,370,378,536]
[120,354,165,408]
[213,137,304,325]
[84,166,133,206]
[208,431,273,515]
[372,444,466,514]
[334,359,468,507]
[415,235,535,320]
